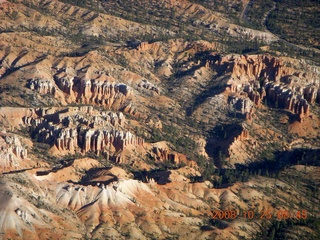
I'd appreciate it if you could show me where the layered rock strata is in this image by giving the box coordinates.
[54,74,132,109]
[221,55,319,119]
[56,179,153,213]
[23,108,142,154]
[207,55,291,82]
[0,106,141,159]
[264,82,310,117]
[80,129,144,153]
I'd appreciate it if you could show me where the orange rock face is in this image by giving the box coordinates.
[13,106,144,157]
[152,146,195,167]
[54,74,132,109]
[218,55,319,119]
[0,0,319,238]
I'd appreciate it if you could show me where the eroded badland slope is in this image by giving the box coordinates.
[0,0,319,239]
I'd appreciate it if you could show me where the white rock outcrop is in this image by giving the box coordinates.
[0,134,28,172]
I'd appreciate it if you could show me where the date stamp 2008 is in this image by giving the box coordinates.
[211,209,308,220]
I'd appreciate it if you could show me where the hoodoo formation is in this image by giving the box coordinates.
[0,0,319,239]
